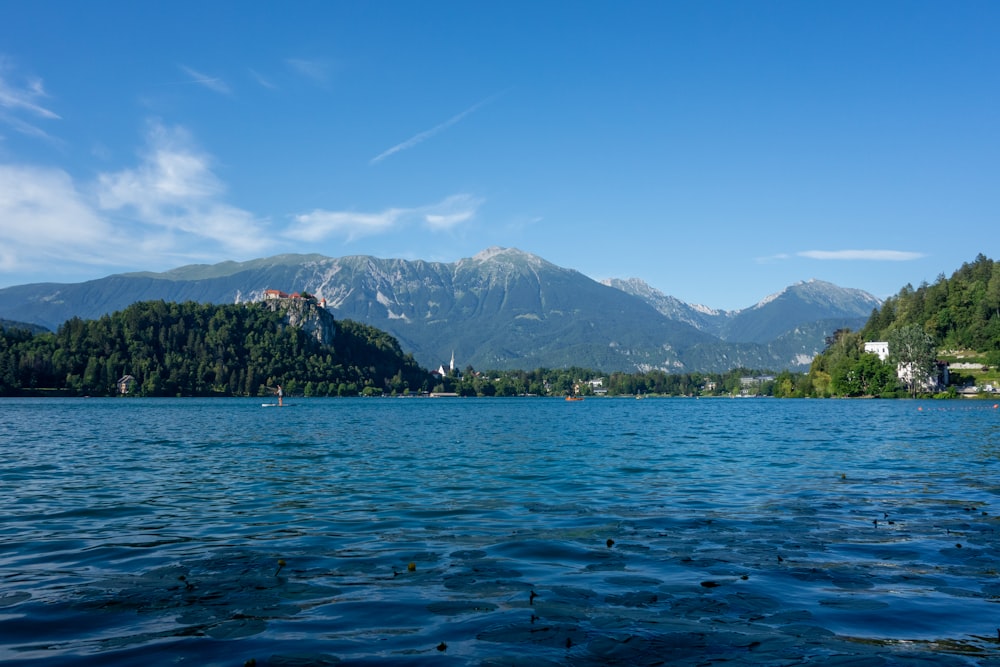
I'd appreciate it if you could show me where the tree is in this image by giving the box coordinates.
[831,352,897,397]
[887,325,937,396]
[986,270,1000,320]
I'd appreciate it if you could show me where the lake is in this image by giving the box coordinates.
[1,397,999,665]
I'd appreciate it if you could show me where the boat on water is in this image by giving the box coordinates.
[565,395,584,401]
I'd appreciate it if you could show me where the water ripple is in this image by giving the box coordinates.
[1,397,998,665]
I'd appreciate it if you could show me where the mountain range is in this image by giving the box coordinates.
[0,247,881,373]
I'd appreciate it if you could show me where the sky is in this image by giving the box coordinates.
[0,1,997,311]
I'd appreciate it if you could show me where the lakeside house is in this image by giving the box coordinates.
[739,375,775,396]
[864,340,949,392]
[863,341,889,361]
[587,378,608,395]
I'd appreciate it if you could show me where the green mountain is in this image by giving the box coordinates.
[0,248,882,373]
[0,299,427,397]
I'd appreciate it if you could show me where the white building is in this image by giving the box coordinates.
[864,341,889,361]
[864,340,945,392]
[433,351,457,377]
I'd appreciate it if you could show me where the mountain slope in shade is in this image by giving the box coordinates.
[601,277,735,337]
[0,248,879,373]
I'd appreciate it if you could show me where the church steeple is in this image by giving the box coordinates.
[450,350,455,372]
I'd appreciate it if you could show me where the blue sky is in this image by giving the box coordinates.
[1,1,996,310]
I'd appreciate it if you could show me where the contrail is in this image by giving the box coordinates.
[370,89,510,165]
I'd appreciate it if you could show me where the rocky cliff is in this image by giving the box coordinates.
[259,297,336,347]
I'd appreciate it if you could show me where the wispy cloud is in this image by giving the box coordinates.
[370,90,508,165]
[423,194,481,230]
[96,121,270,254]
[288,209,405,243]
[0,164,120,273]
[798,249,925,261]
[287,194,483,242]
[0,121,277,281]
[755,253,791,263]
[0,57,60,139]
[248,68,278,90]
[179,65,231,94]
[286,58,331,84]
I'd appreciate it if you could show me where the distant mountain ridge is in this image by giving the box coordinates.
[600,278,735,336]
[0,247,881,373]
[604,277,880,343]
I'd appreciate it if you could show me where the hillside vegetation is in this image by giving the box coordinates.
[0,300,429,397]
[860,254,1000,352]
[809,254,1000,397]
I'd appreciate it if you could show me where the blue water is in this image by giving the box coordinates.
[1,397,999,665]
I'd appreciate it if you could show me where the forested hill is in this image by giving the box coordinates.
[860,253,1000,352]
[0,300,430,397]
[805,254,1000,398]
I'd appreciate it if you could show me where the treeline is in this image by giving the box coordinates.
[861,253,1000,353]
[432,366,805,398]
[0,300,429,397]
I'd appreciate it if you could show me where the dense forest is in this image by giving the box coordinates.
[808,254,1000,397]
[860,253,1000,351]
[0,300,429,397]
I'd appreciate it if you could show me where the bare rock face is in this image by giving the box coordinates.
[260,298,336,346]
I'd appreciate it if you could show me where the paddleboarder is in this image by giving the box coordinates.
[276,384,283,407]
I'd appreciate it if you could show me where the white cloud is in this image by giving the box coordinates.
[288,194,482,242]
[179,65,231,94]
[287,209,405,243]
[798,249,925,261]
[0,121,275,281]
[98,124,221,210]
[0,164,122,272]
[423,194,482,230]
[95,121,272,253]
[425,211,473,229]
